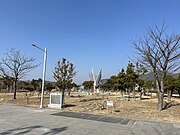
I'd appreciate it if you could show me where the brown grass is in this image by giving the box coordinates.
[0,92,179,123]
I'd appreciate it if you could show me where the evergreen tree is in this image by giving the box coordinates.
[53,58,76,106]
[116,68,126,96]
[164,75,175,102]
[175,75,180,97]
[125,62,138,98]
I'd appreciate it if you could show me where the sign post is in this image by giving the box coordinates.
[107,101,114,113]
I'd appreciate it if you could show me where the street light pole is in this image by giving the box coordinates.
[32,44,47,109]
[40,47,47,108]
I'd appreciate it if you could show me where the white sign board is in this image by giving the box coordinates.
[107,101,113,106]
[48,93,62,109]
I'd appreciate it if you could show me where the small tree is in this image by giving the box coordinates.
[175,75,180,97]
[164,75,175,102]
[82,81,93,91]
[45,83,55,94]
[0,49,38,99]
[53,58,76,106]
[108,76,118,91]
[100,81,113,91]
[125,62,139,98]
[137,79,145,100]
[31,79,39,91]
[66,81,73,96]
[135,62,147,99]
[37,78,42,97]
[144,80,155,98]
[144,80,155,90]
[2,76,13,93]
[116,69,126,96]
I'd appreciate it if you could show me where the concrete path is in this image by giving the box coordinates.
[0,104,179,135]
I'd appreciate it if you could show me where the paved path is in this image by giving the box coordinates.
[0,104,179,135]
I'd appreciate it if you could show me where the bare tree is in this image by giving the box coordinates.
[131,24,180,110]
[0,49,38,99]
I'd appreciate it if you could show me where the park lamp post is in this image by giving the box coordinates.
[32,43,47,109]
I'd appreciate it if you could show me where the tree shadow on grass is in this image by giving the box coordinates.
[63,104,76,108]
[79,98,102,102]
[163,101,180,110]
[70,95,86,98]
[140,97,153,100]
[0,125,68,135]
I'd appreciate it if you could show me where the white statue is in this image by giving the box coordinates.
[91,68,102,92]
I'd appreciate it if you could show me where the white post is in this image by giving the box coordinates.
[40,48,47,109]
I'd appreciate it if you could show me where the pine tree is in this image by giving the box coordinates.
[53,58,76,106]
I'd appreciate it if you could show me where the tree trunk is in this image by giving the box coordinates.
[151,91,153,99]
[140,88,143,100]
[120,89,124,97]
[103,89,105,99]
[128,88,130,98]
[62,89,65,107]
[157,80,164,110]
[88,89,91,95]
[10,84,13,93]
[157,92,163,110]
[133,87,136,99]
[27,97,29,104]
[25,92,29,104]
[167,90,172,102]
[13,80,17,99]
[5,85,8,95]
[68,90,70,96]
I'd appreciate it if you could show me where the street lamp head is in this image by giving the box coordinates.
[31,43,45,52]
[31,43,37,47]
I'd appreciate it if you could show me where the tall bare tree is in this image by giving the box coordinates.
[0,49,38,99]
[132,24,180,110]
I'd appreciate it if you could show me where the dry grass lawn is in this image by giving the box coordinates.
[0,92,179,123]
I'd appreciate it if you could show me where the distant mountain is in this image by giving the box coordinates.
[140,72,180,81]
[140,72,155,81]
[173,73,180,78]
[101,79,108,84]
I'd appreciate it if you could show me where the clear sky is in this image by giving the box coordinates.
[0,0,180,84]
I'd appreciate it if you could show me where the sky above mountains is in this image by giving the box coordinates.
[0,0,180,84]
